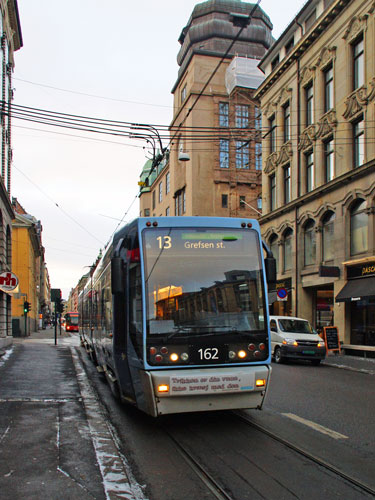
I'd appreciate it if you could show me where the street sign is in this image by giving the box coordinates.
[276,287,288,301]
[0,271,19,292]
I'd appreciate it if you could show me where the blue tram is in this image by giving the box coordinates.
[79,217,275,417]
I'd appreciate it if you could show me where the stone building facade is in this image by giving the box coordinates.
[139,0,273,220]
[255,0,375,345]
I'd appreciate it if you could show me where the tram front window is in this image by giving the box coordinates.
[143,227,266,343]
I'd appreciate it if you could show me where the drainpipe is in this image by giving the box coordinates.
[295,56,301,316]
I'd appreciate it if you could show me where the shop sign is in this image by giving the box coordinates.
[0,271,19,292]
[347,262,375,279]
[319,265,340,277]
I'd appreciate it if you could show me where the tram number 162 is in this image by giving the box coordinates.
[198,347,219,360]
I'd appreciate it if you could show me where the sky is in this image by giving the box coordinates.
[12,0,305,299]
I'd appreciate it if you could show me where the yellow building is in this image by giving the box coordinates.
[12,211,43,336]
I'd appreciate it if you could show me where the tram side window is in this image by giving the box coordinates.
[101,284,112,335]
[129,263,143,358]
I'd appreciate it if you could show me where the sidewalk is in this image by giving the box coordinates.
[0,327,144,500]
[322,351,375,374]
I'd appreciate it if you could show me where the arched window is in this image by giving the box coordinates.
[269,234,279,273]
[350,199,367,255]
[304,219,316,266]
[283,229,293,271]
[322,211,335,261]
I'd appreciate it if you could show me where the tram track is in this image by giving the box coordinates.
[158,410,375,500]
[233,410,375,497]
[159,423,235,500]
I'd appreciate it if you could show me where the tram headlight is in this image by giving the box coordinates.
[228,350,236,359]
[170,353,179,362]
[238,350,247,359]
[256,379,266,387]
[181,352,189,362]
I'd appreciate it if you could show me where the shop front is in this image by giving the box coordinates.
[336,262,375,346]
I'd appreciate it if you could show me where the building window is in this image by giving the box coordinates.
[283,101,290,142]
[166,207,170,216]
[285,37,294,55]
[158,182,163,203]
[219,139,229,168]
[305,9,316,31]
[219,102,229,127]
[322,211,335,261]
[239,196,246,209]
[255,142,262,170]
[270,174,276,211]
[257,196,262,211]
[304,219,316,266]
[305,151,314,192]
[283,229,293,271]
[284,165,291,204]
[269,234,279,273]
[324,138,334,182]
[181,84,187,103]
[305,83,313,126]
[152,191,155,210]
[166,172,170,194]
[235,141,249,169]
[271,54,279,70]
[353,36,364,90]
[353,118,364,168]
[269,115,276,153]
[350,199,368,255]
[222,194,228,208]
[174,188,186,216]
[235,105,249,128]
[324,66,333,113]
[255,106,262,130]
[144,208,150,217]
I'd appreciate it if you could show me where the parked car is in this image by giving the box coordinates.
[270,315,326,365]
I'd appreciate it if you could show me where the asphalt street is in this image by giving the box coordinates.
[0,327,373,499]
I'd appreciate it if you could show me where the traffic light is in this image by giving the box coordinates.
[56,298,64,313]
[23,301,31,314]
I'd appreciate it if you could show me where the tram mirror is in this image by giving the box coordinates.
[265,257,276,286]
[111,257,125,294]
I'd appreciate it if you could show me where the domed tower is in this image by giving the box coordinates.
[176,0,273,82]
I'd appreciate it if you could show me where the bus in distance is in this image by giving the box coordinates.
[65,312,79,332]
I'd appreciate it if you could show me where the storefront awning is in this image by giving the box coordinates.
[335,277,375,302]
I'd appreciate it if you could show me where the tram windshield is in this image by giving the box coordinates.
[142,227,266,339]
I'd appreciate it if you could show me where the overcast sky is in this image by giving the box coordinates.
[13,0,305,299]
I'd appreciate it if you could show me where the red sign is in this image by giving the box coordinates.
[0,271,19,291]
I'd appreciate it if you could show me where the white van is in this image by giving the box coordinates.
[270,316,326,365]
